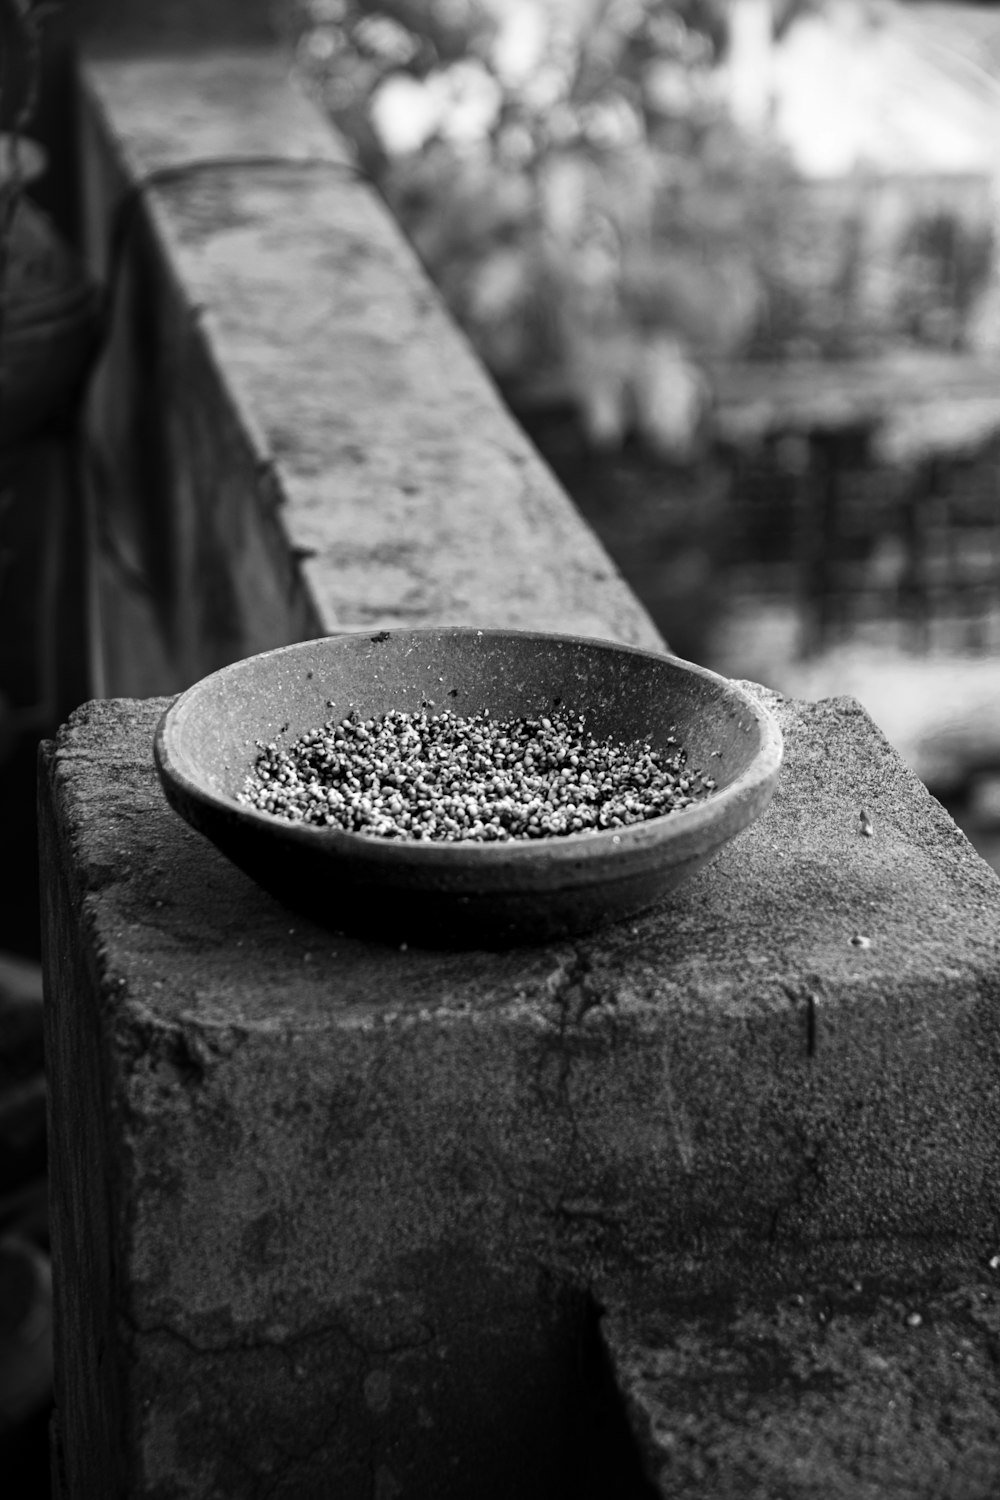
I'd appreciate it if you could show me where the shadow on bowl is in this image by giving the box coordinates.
[154,629,782,948]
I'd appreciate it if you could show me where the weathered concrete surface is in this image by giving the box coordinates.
[604,1243,1000,1499]
[40,687,1000,1494]
[79,49,661,699]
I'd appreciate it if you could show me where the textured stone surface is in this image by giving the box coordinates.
[604,1243,1000,1499]
[40,687,1000,1494]
[80,49,661,701]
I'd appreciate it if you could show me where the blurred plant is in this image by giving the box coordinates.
[0,1,49,344]
[0,0,66,433]
[288,0,797,460]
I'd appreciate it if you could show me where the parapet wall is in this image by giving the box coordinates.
[79,46,661,700]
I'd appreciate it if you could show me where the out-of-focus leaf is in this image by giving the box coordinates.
[580,376,630,450]
[632,334,711,460]
[491,0,548,88]
[643,58,700,116]
[538,151,590,242]
[369,72,443,153]
[352,13,422,66]
[429,59,503,145]
[579,94,645,150]
[467,247,531,324]
[563,320,634,449]
[306,0,347,22]
[298,25,344,63]
[496,122,536,168]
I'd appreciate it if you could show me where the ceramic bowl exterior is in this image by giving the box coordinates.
[153,629,783,947]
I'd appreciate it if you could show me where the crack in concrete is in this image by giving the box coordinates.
[768,1133,830,1244]
[781,980,821,1059]
[658,1042,696,1178]
[529,947,637,1247]
[126,1310,437,1363]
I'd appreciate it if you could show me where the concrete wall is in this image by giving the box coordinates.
[80,47,661,700]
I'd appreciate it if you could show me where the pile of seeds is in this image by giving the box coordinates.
[239,707,716,842]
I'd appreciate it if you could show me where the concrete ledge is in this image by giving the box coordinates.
[79,48,661,698]
[40,688,1000,1494]
[604,1244,1000,1498]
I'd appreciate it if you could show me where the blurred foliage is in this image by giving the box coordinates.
[287,0,799,458]
[286,0,998,459]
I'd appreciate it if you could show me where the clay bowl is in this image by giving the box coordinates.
[153,628,783,948]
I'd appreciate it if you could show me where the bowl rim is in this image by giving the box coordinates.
[154,628,784,868]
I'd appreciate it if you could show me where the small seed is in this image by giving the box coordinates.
[240,708,715,843]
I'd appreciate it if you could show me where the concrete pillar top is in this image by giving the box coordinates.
[43,687,1000,1255]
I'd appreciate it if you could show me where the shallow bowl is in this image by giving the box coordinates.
[153,628,783,948]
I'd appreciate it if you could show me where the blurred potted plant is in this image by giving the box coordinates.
[0,0,102,450]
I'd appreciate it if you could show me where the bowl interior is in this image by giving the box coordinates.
[165,630,770,818]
